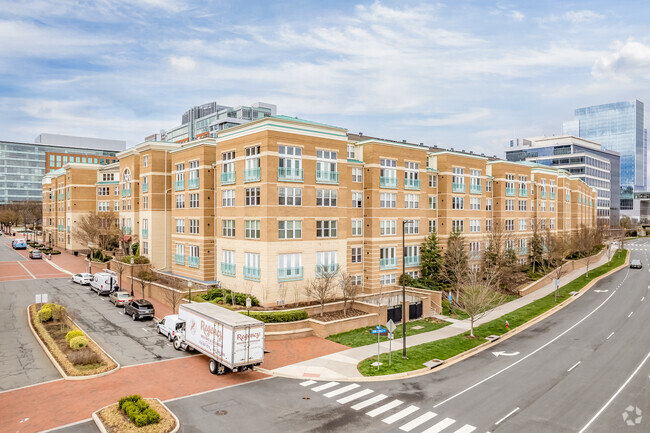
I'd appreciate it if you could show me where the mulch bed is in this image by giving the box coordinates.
[309,309,367,322]
[97,399,176,433]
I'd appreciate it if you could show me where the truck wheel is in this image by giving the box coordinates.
[209,359,225,375]
[173,337,182,351]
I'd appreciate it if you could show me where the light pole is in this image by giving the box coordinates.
[402,219,414,359]
[130,257,134,297]
[188,281,192,303]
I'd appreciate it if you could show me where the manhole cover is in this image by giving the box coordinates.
[215,410,228,416]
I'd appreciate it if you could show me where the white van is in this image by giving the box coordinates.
[90,272,119,295]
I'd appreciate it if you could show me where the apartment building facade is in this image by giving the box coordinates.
[44,116,597,306]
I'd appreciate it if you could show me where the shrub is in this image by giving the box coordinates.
[67,348,102,365]
[51,250,61,255]
[65,329,84,344]
[37,305,53,322]
[144,408,160,423]
[202,288,260,306]
[134,414,148,427]
[244,310,308,323]
[117,395,160,426]
[121,255,150,264]
[69,336,88,350]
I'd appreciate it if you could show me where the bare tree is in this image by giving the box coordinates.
[441,230,469,301]
[544,230,572,283]
[575,225,602,277]
[339,272,361,316]
[73,211,121,257]
[455,270,507,337]
[482,220,518,290]
[305,266,338,317]
[164,287,186,314]
[111,260,126,290]
[136,270,156,300]
[277,282,290,308]
[0,209,21,234]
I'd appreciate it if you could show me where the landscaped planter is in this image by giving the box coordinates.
[93,398,179,433]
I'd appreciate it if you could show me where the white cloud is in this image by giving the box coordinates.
[509,11,525,21]
[406,108,491,127]
[169,55,197,71]
[540,9,604,26]
[592,39,650,81]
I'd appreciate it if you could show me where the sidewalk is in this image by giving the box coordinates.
[269,250,614,380]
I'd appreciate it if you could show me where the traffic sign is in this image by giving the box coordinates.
[386,319,396,333]
[371,328,387,334]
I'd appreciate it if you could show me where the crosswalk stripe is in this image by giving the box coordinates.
[382,405,420,424]
[399,411,437,431]
[312,382,339,392]
[451,425,476,433]
[422,417,456,433]
[337,389,374,404]
[299,380,316,387]
[323,383,360,398]
[366,399,403,417]
[351,394,388,411]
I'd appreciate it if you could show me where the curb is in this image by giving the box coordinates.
[44,257,75,276]
[27,305,121,380]
[92,398,180,433]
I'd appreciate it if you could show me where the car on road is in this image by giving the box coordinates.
[109,291,133,307]
[124,299,155,321]
[630,259,642,269]
[28,250,42,259]
[157,315,184,341]
[12,239,27,249]
[71,273,93,285]
[90,272,119,295]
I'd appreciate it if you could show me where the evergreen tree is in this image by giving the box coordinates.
[529,221,544,273]
[420,230,443,281]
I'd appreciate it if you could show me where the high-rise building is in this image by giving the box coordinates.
[563,100,645,215]
[506,135,620,226]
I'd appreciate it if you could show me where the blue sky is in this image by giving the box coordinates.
[2,0,650,155]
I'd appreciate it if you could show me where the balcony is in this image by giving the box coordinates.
[66,191,70,199]
[221,171,235,185]
[380,257,398,270]
[469,251,482,260]
[404,178,420,190]
[541,191,547,199]
[505,187,516,196]
[142,183,148,193]
[244,167,261,183]
[550,192,556,200]
[67,226,70,233]
[470,184,482,194]
[316,170,339,184]
[142,229,148,239]
[188,256,199,268]
[278,266,304,282]
[243,266,261,281]
[452,183,465,193]
[57,225,63,231]
[174,180,184,191]
[380,176,398,188]
[518,248,528,255]
[121,188,131,197]
[221,262,236,277]
[277,167,304,182]
[404,256,421,267]
[174,254,184,265]
[122,227,131,235]
[58,193,64,200]
[188,178,199,190]
[316,264,339,277]
[519,189,528,197]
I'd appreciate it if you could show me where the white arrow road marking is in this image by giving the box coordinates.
[593,290,609,293]
[19,418,29,423]
[142,328,149,333]
[492,351,520,357]
[628,312,634,318]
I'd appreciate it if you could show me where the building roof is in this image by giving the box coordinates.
[271,115,345,130]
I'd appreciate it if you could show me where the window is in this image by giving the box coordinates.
[405,193,419,209]
[352,167,362,182]
[380,274,396,285]
[245,220,260,239]
[245,252,260,272]
[279,187,302,206]
[352,275,363,286]
[245,145,261,176]
[519,175,527,192]
[175,163,185,182]
[189,160,199,180]
[114,186,119,195]
[550,201,555,212]
[143,242,148,255]
[405,161,419,183]
[429,195,436,210]
[405,245,419,258]
[380,246,396,261]
[175,219,185,233]
[278,253,302,276]
[223,250,235,266]
[278,220,302,239]
[316,220,337,238]
[175,243,185,259]
[175,194,185,209]
[189,219,199,234]
[316,150,337,177]
[351,219,363,236]
[380,220,397,235]
[550,218,555,229]
[278,145,302,179]
[352,192,363,208]
[380,193,396,208]
[405,220,419,234]
[452,197,464,210]
[505,174,515,190]
[486,198,492,211]
[102,173,114,182]
[505,219,515,231]
[189,193,199,208]
[470,169,481,189]
[114,201,119,211]
[486,180,492,192]
[452,167,465,186]
[380,159,397,180]
[189,245,199,261]
[222,151,235,173]
[351,247,362,263]
[505,240,515,251]
[469,242,481,259]
[519,219,527,231]
[98,187,110,196]
[519,200,527,211]
[143,155,148,167]
[541,201,546,212]
[429,175,437,188]
[429,219,436,233]
[245,187,260,206]
[316,251,338,273]
[347,144,356,159]
[505,199,514,211]
[470,220,481,232]
[222,220,235,237]
[518,238,527,251]
[470,197,481,210]
[317,189,337,207]
[452,220,464,233]
[406,271,419,279]
[222,189,235,207]
[97,201,109,211]
[142,196,148,209]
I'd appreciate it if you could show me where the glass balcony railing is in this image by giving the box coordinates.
[316,170,339,184]
[221,171,235,185]
[122,227,131,235]
[221,262,236,277]
[142,229,148,239]
[67,226,70,233]
[244,167,261,182]
[58,193,64,200]
[278,266,304,282]
[469,251,482,260]
[174,180,184,191]
[380,257,398,270]
[404,256,421,267]
[541,191,547,199]
[142,183,148,193]
[452,183,465,193]
[174,254,184,265]
[505,187,516,196]
[188,256,199,268]
[121,188,131,197]
[188,178,199,189]
[470,184,482,194]
[244,266,261,281]
[66,191,70,199]
[519,189,528,197]
[550,192,556,200]
[277,167,304,182]
[404,178,420,190]
[316,264,339,277]
[380,176,398,188]
[519,248,528,255]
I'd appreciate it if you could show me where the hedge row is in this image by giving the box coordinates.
[203,288,260,307]
[120,255,150,264]
[242,310,308,323]
[118,395,160,427]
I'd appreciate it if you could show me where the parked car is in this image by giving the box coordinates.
[71,273,94,285]
[109,290,133,307]
[12,239,27,249]
[90,272,119,295]
[630,259,643,269]
[29,250,42,259]
[125,299,155,321]
[157,314,184,341]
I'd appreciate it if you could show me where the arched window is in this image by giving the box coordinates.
[122,168,131,189]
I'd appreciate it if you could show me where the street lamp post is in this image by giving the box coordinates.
[130,257,134,297]
[402,219,413,359]
[188,281,192,303]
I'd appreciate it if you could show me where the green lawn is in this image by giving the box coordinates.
[327,318,451,348]
[440,293,518,320]
[358,249,627,376]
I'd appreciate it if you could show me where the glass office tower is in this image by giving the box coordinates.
[563,100,645,211]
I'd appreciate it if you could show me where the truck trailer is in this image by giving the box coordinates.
[173,303,265,375]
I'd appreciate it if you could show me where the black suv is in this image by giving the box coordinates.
[124,299,155,321]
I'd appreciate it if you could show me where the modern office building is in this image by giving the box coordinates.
[0,134,124,205]
[147,101,277,144]
[506,135,620,226]
[44,116,597,306]
[563,100,645,216]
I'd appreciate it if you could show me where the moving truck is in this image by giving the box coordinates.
[174,303,265,375]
